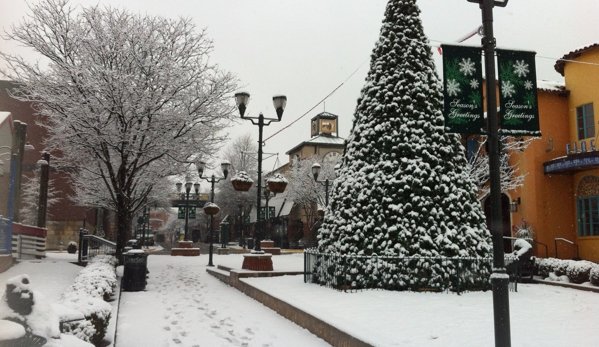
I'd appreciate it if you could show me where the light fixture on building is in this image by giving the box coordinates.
[510,197,520,212]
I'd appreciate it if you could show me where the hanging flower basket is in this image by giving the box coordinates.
[317,208,325,217]
[231,171,254,192]
[203,202,220,215]
[267,173,288,194]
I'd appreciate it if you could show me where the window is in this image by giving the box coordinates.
[576,103,595,139]
[577,197,599,236]
[576,175,599,236]
[465,137,479,162]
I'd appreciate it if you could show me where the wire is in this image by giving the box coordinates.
[263,59,369,144]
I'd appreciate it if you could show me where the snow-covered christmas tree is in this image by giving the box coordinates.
[315,0,492,290]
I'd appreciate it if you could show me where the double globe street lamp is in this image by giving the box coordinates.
[310,163,338,207]
[233,92,287,253]
[196,160,230,267]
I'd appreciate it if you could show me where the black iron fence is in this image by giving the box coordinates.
[78,231,116,263]
[304,249,493,294]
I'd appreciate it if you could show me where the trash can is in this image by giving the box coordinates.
[245,238,254,250]
[123,250,148,291]
[220,222,230,248]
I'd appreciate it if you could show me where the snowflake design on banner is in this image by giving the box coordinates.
[513,60,529,78]
[501,80,515,98]
[470,79,479,89]
[459,58,476,76]
[447,79,461,97]
[524,80,533,90]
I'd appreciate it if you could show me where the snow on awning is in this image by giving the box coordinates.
[249,195,294,223]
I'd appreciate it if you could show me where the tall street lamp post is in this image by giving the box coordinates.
[310,163,337,207]
[175,181,196,241]
[234,92,287,253]
[197,160,230,267]
[467,0,511,346]
[36,152,50,228]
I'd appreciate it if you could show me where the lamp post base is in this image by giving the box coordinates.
[242,254,273,271]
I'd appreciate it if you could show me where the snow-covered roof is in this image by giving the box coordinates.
[537,80,568,95]
[554,43,599,76]
[249,194,294,222]
[285,134,345,155]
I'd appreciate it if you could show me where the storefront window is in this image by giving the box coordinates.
[577,175,599,236]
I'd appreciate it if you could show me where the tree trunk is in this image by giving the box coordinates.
[115,194,132,265]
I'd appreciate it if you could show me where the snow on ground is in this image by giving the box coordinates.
[2,252,599,347]
[116,253,330,347]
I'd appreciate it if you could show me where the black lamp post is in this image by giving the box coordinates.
[175,180,194,241]
[234,92,287,253]
[311,163,336,207]
[467,0,511,346]
[196,160,230,267]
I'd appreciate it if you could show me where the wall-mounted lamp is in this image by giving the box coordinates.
[546,138,553,152]
[509,197,521,213]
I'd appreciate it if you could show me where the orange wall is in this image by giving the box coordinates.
[563,47,599,262]
[508,91,576,259]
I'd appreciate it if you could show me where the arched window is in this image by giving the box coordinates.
[576,175,599,236]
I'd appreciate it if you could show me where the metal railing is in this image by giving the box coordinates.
[78,232,116,263]
[503,236,548,258]
[304,249,492,294]
[554,237,580,260]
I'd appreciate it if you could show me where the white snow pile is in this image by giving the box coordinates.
[57,255,117,345]
[0,275,92,347]
[535,257,599,286]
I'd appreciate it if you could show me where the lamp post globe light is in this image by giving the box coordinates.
[467,0,511,346]
[234,92,287,253]
[196,159,230,267]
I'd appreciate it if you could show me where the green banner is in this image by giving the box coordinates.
[442,44,484,134]
[497,49,540,136]
[244,215,250,225]
[259,206,276,220]
[178,207,185,219]
[188,206,196,219]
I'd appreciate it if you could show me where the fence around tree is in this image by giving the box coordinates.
[304,249,493,294]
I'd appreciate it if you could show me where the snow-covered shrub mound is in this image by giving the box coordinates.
[567,260,595,284]
[0,274,60,340]
[590,266,599,286]
[58,255,117,345]
[535,257,599,285]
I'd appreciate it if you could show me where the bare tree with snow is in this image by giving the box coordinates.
[1,0,238,262]
[465,135,535,202]
[286,155,336,237]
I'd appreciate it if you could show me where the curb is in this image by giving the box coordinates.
[207,267,374,347]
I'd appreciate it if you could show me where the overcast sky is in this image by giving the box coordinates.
[2,0,598,171]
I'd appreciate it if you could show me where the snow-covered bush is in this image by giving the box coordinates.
[590,266,599,286]
[566,260,595,284]
[58,255,117,345]
[535,257,599,285]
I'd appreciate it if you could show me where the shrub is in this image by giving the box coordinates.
[590,266,599,286]
[566,260,594,284]
[58,255,117,344]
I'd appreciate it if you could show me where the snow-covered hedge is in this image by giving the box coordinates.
[308,250,492,293]
[535,257,599,285]
[58,255,117,345]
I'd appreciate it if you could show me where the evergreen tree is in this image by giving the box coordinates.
[316,0,491,290]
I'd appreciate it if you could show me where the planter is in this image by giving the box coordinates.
[204,203,220,215]
[232,179,253,192]
[267,181,288,193]
[317,209,325,217]
[67,245,77,254]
